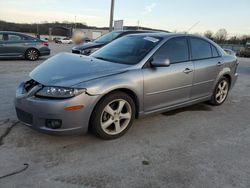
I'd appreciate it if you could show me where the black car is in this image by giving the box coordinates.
[0,31,50,61]
[72,30,158,55]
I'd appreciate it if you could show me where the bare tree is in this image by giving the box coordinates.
[215,28,228,43]
[204,30,213,39]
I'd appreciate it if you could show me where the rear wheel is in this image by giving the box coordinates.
[25,49,39,61]
[90,92,135,139]
[210,77,230,105]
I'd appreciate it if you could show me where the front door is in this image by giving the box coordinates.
[143,37,194,112]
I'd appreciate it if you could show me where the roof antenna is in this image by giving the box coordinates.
[186,21,200,33]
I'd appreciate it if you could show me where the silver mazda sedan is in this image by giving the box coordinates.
[15,33,238,139]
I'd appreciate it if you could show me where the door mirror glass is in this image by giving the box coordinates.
[151,58,170,67]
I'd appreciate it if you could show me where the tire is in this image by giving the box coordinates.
[209,76,230,106]
[25,49,39,61]
[90,91,136,140]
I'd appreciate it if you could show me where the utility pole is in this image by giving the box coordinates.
[109,0,115,32]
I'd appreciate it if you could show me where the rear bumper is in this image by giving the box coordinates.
[231,73,238,89]
[40,49,51,56]
[15,82,100,135]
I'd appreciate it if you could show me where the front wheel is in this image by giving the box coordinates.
[210,77,230,105]
[90,92,135,139]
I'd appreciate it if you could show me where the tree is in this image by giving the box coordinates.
[215,28,228,43]
[204,30,213,39]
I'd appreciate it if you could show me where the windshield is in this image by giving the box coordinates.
[94,31,121,43]
[91,35,162,65]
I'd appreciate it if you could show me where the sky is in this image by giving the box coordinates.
[0,0,249,36]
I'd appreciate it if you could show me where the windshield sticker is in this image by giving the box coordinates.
[143,36,159,43]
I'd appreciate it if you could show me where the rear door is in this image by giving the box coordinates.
[143,37,194,112]
[0,33,5,56]
[189,37,222,99]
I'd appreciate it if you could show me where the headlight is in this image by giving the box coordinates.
[36,87,86,99]
[81,48,99,55]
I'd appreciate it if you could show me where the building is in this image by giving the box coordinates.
[72,28,109,40]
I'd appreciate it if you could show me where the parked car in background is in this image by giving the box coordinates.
[72,30,159,55]
[15,33,238,139]
[223,49,236,56]
[58,37,73,44]
[53,37,61,43]
[0,31,50,61]
[246,41,250,49]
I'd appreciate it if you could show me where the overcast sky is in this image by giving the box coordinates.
[0,0,249,35]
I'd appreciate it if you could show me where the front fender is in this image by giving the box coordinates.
[75,69,144,111]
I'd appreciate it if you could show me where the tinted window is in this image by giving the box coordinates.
[94,31,121,43]
[91,35,162,65]
[8,34,23,41]
[190,38,212,60]
[211,45,219,57]
[153,37,189,63]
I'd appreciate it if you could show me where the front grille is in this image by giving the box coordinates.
[16,108,33,124]
[24,79,39,92]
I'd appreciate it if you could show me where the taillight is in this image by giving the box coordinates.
[42,41,49,46]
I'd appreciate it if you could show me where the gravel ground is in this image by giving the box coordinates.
[0,43,250,188]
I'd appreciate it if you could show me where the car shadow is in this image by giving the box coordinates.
[162,103,212,116]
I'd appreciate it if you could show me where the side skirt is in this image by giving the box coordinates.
[138,95,211,118]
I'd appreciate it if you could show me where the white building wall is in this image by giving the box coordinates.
[73,28,109,40]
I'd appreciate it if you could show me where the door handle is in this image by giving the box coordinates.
[183,68,193,74]
[217,62,223,66]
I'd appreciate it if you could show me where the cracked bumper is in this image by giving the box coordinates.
[14,82,99,135]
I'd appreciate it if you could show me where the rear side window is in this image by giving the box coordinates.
[153,37,189,63]
[190,38,212,60]
[0,34,3,41]
[211,45,220,57]
[8,34,23,41]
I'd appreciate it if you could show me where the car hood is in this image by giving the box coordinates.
[30,53,130,87]
[72,42,105,50]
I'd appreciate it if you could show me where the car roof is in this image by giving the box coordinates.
[0,31,27,35]
[0,31,37,38]
[113,30,164,34]
[127,32,213,40]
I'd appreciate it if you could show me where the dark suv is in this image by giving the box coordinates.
[0,31,50,61]
[72,30,158,55]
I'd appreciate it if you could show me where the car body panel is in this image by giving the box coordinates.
[142,61,194,112]
[15,33,238,135]
[191,57,222,99]
[30,53,130,87]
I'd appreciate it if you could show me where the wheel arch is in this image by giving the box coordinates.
[222,74,232,89]
[92,88,140,118]
[88,87,140,131]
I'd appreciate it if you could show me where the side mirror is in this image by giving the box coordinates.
[150,58,170,67]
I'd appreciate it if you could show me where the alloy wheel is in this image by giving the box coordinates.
[27,49,39,61]
[215,80,229,104]
[100,99,132,135]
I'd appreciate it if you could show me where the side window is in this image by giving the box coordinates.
[0,34,3,41]
[190,38,212,60]
[211,45,219,57]
[153,37,189,63]
[8,34,23,41]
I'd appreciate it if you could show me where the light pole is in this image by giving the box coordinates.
[109,0,115,32]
